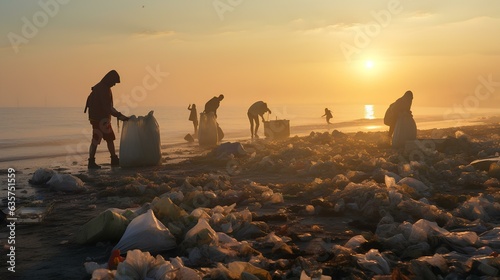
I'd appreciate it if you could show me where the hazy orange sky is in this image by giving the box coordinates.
[1,1,500,109]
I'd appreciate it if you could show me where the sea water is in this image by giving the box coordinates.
[0,104,497,166]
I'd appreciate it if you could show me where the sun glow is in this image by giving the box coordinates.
[365,60,374,69]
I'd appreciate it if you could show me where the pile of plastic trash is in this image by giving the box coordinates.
[75,129,500,279]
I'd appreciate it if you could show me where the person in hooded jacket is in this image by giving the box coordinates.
[383,90,417,148]
[385,90,413,138]
[84,70,129,169]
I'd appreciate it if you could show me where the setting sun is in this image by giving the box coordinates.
[365,60,374,69]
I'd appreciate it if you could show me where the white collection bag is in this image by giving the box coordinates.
[119,111,162,167]
[198,112,218,147]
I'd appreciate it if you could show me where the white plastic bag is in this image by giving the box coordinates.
[113,209,176,253]
[198,112,218,147]
[47,173,86,192]
[182,218,219,250]
[356,249,390,275]
[120,110,162,167]
[76,210,129,244]
[30,168,55,184]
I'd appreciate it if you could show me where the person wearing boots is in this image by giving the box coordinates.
[84,70,129,169]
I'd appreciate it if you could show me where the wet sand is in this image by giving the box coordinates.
[1,123,500,279]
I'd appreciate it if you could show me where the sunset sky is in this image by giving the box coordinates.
[1,1,500,109]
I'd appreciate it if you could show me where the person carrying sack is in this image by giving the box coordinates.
[384,90,416,148]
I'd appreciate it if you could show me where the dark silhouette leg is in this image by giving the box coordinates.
[248,112,254,138]
[255,117,260,138]
[106,140,116,157]
[88,143,101,169]
[193,121,198,135]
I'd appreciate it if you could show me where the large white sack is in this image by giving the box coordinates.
[113,209,177,253]
[120,111,162,167]
[198,112,218,147]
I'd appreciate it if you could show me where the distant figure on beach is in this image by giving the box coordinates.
[84,70,129,169]
[384,90,416,148]
[247,101,272,139]
[204,94,224,118]
[187,104,198,136]
[322,108,333,124]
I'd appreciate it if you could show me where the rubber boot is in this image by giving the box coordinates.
[88,158,101,169]
[111,155,120,167]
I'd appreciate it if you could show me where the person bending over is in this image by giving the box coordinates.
[247,101,271,139]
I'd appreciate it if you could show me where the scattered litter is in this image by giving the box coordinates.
[15,204,54,224]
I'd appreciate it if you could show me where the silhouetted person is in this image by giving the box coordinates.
[84,70,129,169]
[187,104,198,135]
[247,101,272,139]
[322,108,333,124]
[384,90,416,148]
[204,94,224,118]
[385,90,413,137]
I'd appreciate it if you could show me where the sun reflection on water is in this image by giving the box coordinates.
[364,105,375,120]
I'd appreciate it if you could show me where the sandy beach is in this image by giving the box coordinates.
[1,122,500,279]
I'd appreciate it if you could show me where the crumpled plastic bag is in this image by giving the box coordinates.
[151,196,188,222]
[30,168,56,184]
[91,268,115,280]
[344,235,368,250]
[418,253,448,274]
[355,249,391,275]
[113,209,176,253]
[398,177,429,194]
[47,173,86,192]
[409,219,449,244]
[182,218,219,250]
[479,227,500,248]
[115,250,186,280]
[76,210,129,244]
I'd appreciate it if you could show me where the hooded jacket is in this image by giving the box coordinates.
[384,91,413,127]
[85,70,122,122]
